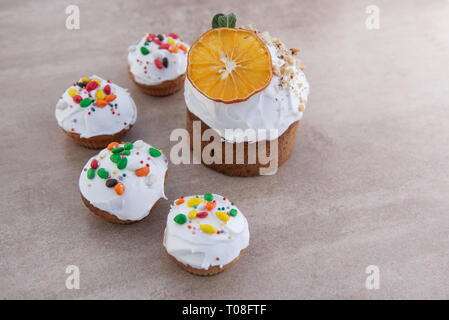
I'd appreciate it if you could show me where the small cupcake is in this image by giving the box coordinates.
[79,140,168,224]
[163,194,249,276]
[128,33,189,96]
[185,14,310,176]
[55,75,137,149]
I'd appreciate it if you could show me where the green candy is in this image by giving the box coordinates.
[149,147,161,157]
[124,142,133,150]
[123,150,131,156]
[80,98,93,108]
[97,168,109,179]
[140,46,149,55]
[174,213,187,225]
[117,157,127,170]
[111,147,124,154]
[110,153,121,163]
[204,193,213,201]
[87,168,95,179]
[229,209,238,217]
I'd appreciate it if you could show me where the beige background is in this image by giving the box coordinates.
[1,0,448,299]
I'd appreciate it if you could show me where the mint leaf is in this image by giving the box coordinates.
[227,13,236,28]
[212,13,224,28]
[213,13,237,28]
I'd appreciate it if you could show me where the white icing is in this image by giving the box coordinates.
[128,33,189,85]
[184,34,309,143]
[163,194,250,270]
[55,75,137,139]
[79,140,168,221]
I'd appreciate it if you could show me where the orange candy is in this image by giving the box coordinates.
[95,99,107,107]
[169,46,179,53]
[107,142,119,150]
[135,166,149,177]
[175,199,184,205]
[178,44,188,53]
[114,182,125,195]
[205,201,216,211]
[105,94,117,102]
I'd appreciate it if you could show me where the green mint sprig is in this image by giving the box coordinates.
[212,13,236,28]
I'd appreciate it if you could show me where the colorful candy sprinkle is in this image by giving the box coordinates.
[162,57,169,68]
[157,34,164,41]
[110,153,121,163]
[188,209,197,219]
[135,166,149,177]
[174,213,187,225]
[103,84,111,95]
[197,211,208,218]
[187,197,202,207]
[105,94,116,102]
[200,224,217,234]
[106,178,118,188]
[229,209,238,217]
[159,43,170,50]
[204,193,213,201]
[90,159,98,169]
[73,95,82,103]
[86,81,98,92]
[117,157,127,170]
[154,58,163,69]
[112,147,124,154]
[149,147,161,157]
[124,142,133,150]
[206,201,216,211]
[216,211,230,223]
[107,142,119,151]
[87,168,95,179]
[175,198,184,205]
[97,168,109,179]
[95,99,107,107]
[167,38,175,45]
[167,33,179,39]
[140,46,150,55]
[80,98,93,108]
[68,88,77,97]
[114,182,125,195]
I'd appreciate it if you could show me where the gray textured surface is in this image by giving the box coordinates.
[1,0,448,299]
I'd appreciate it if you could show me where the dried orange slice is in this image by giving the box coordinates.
[187,27,272,104]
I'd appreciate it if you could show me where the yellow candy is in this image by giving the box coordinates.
[96,89,105,100]
[68,88,77,97]
[93,79,101,86]
[200,224,217,234]
[188,209,197,219]
[167,38,175,45]
[81,77,90,83]
[187,197,202,207]
[216,211,230,223]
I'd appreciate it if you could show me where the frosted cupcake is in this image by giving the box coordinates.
[163,193,249,276]
[55,75,137,149]
[128,33,189,96]
[79,140,168,224]
[185,14,310,176]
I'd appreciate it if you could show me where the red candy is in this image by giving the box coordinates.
[159,43,170,50]
[103,84,111,95]
[73,95,82,103]
[86,81,98,92]
[197,212,208,218]
[154,58,163,69]
[146,34,156,42]
[90,159,98,169]
[153,38,162,45]
[168,33,179,39]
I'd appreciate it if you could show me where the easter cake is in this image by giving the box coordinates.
[185,14,310,176]
[163,193,249,276]
[55,75,137,149]
[128,33,189,96]
[79,140,168,224]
